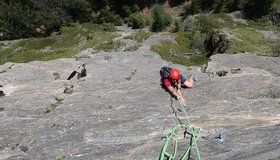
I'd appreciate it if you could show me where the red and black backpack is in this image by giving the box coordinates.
[160,67,172,79]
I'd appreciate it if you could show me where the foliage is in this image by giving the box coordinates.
[150,32,207,66]
[91,0,181,14]
[128,13,150,29]
[0,0,277,66]
[151,4,172,32]
[183,0,274,19]
[165,14,228,58]
[272,0,280,13]
[94,40,123,52]
[271,42,280,57]
[166,11,277,62]
[198,13,278,57]
[182,0,240,15]
[0,0,91,40]
[64,0,92,21]
[240,0,274,19]
[100,23,117,32]
[151,39,207,66]
[0,0,276,41]
[188,27,205,51]
[210,13,235,28]
[125,30,153,42]
[195,15,220,33]
[189,14,220,54]
[225,27,272,55]
[121,5,140,18]
[55,155,66,160]
[0,23,113,64]
[169,19,182,33]
[96,9,123,25]
[124,43,142,52]
[125,13,146,29]
[221,0,241,13]
[211,0,242,13]
[183,0,211,15]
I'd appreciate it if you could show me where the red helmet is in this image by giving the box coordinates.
[169,68,180,80]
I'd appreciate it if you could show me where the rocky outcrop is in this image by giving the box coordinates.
[0,33,280,160]
[206,30,229,57]
[66,64,87,80]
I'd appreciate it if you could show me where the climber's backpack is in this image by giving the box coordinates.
[160,67,172,79]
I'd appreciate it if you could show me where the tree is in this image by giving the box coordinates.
[240,0,274,19]
[0,0,91,40]
[151,4,172,32]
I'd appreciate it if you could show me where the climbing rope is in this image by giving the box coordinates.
[160,98,202,160]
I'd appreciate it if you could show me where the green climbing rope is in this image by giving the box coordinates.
[159,99,202,160]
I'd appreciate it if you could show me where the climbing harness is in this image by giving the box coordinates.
[159,99,202,160]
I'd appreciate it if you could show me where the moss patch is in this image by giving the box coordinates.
[125,30,153,42]
[225,27,272,55]
[202,13,278,57]
[94,40,124,52]
[151,32,207,66]
[124,43,142,52]
[0,23,113,64]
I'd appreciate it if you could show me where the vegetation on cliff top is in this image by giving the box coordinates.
[0,0,279,65]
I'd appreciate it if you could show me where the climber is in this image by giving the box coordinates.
[160,67,194,105]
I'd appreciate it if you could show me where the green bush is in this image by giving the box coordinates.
[122,6,132,17]
[130,4,140,13]
[64,0,92,22]
[150,38,207,66]
[188,28,205,51]
[212,0,241,13]
[183,0,274,18]
[126,13,147,29]
[95,40,123,52]
[121,5,140,18]
[0,23,112,64]
[0,0,91,40]
[240,0,274,19]
[96,9,123,26]
[222,0,241,12]
[125,30,153,42]
[101,23,116,32]
[151,4,172,32]
[213,0,224,13]
[169,19,181,33]
[271,43,280,57]
[195,15,220,33]
[183,0,215,15]
[124,43,141,52]
[183,0,203,15]
[272,0,280,13]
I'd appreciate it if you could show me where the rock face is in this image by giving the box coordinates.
[207,30,229,55]
[0,33,280,160]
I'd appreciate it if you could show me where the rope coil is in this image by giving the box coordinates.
[159,99,202,160]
